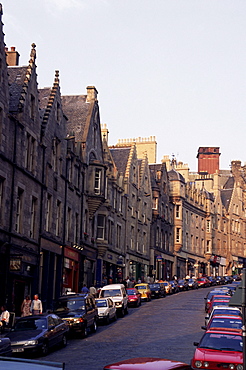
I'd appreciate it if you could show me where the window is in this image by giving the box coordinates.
[0,177,4,225]
[97,215,105,239]
[66,208,71,241]
[130,225,134,249]
[0,107,3,145]
[30,196,37,238]
[55,200,61,236]
[74,213,79,244]
[45,194,52,232]
[116,224,121,249]
[176,205,180,218]
[30,94,35,120]
[16,188,24,233]
[152,197,158,210]
[94,169,101,195]
[206,220,211,232]
[52,138,61,173]
[143,232,146,253]
[25,133,35,172]
[108,219,113,244]
[176,227,181,243]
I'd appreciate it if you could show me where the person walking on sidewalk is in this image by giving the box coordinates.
[30,294,43,315]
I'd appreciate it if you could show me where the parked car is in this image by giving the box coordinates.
[205,306,242,326]
[95,297,117,324]
[162,281,172,294]
[197,277,210,288]
[53,293,98,337]
[104,357,192,370]
[134,283,152,301]
[169,280,179,294]
[201,314,243,332]
[207,276,217,286]
[0,357,65,370]
[4,313,69,356]
[191,330,243,370]
[0,337,12,357]
[99,284,128,317]
[207,299,231,315]
[126,288,141,307]
[215,276,225,285]
[187,278,198,290]
[224,275,233,284]
[149,283,166,298]
[204,291,230,312]
[177,279,189,291]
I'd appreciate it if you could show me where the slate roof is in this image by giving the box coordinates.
[221,189,233,211]
[168,169,185,183]
[110,147,131,175]
[220,176,234,211]
[8,66,28,112]
[61,95,90,141]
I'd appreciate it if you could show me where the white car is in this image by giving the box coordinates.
[95,297,117,324]
[205,305,242,326]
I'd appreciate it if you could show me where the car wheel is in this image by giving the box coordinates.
[139,299,141,306]
[105,315,110,325]
[61,334,67,348]
[113,312,117,321]
[41,341,49,356]
[81,325,88,338]
[91,319,97,333]
[124,305,128,315]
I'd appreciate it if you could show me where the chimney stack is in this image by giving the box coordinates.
[197,147,220,174]
[5,46,20,66]
[86,86,98,103]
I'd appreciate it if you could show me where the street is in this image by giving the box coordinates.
[36,286,210,369]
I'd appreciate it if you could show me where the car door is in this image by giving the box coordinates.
[85,297,94,328]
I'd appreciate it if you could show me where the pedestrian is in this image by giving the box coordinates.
[0,305,10,333]
[89,285,97,297]
[21,295,32,317]
[137,278,142,284]
[30,294,43,315]
[81,283,89,294]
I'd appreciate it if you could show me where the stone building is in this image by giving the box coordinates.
[109,141,152,282]
[149,163,174,280]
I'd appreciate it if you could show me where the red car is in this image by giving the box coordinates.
[191,330,243,370]
[207,299,230,315]
[202,315,243,333]
[204,290,230,312]
[197,277,210,288]
[206,294,230,313]
[126,288,141,307]
[104,357,192,370]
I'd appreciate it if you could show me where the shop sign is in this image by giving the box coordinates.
[156,255,162,262]
[10,256,22,271]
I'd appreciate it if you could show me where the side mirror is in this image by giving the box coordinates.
[193,342,199,347]
[201,326,207,330]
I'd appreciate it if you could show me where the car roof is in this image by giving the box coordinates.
[0,357,64,370]
[205,329,242,336]
[57,293,92,300]
[100,284,125,289]
[210,315,242,319]
[103,357,191,370]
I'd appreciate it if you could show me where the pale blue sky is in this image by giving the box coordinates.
[3,0,246,171]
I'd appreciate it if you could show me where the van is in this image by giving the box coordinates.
[99,284,128,317]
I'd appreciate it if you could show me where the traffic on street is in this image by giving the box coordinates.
[0,275,242,369]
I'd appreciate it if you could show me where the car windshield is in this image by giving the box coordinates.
[149,284,160,288]
[127,290,137,295]
[14,318,47,331]
[96,300,107,307]
[55,299,86,312]
[101,289,121,297]
[213,309,241,316]
[209,318,242,329]
[199,333,243,351]
[136,285,147,290]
